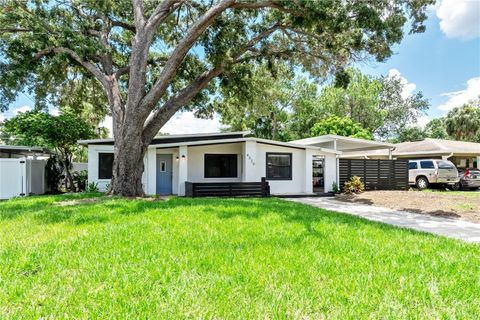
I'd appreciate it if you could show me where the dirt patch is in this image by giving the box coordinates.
[336,191,480,223]
[56,196,166,206]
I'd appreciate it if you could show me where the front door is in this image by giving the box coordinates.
[156,154,172,195]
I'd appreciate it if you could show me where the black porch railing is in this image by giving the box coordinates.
[185,177,270,197]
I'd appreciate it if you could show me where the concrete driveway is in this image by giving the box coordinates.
[287,197,480,243]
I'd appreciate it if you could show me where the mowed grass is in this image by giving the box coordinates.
[1,194,479,319]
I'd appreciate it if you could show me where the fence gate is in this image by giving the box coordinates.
[339,159,409,191]
[0,158,27,200]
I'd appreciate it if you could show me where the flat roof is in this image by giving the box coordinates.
[0,145,52,154]
[78,131,251,145]
[290,134,394,150]
[148,137,341,154]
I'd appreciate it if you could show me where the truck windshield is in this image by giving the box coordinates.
[436,160,455,169]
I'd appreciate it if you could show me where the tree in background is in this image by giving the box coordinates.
[393,126,426,143]
[2,111,95,190]
[1,0,434,196]
[215,63,317,141]
[425,118,448,139]
[444,99,480,142]
[215,64,294,141]
[310,68,429,140]
[310,116,372,140]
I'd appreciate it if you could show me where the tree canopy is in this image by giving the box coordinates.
[445,99,480,142]
[0,0,434,196]
[310,116,373,140]
[1,110,95,189]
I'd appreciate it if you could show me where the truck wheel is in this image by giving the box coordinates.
[416,177,429,190]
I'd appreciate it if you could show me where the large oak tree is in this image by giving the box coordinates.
[0,0,433,196]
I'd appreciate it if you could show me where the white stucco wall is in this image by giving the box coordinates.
[87,144,149,193]
[255,143,307,194]
[187,143,243,182]
[87,141,339,196]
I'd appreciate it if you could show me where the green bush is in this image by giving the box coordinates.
[343,176,365,194]
[72,170,88,192]
[86,182,99,193]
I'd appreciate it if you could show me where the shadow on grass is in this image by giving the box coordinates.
[0,195,437,241]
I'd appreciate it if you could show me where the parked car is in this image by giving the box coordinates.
[451,168,480,191]
[408,159,459,190]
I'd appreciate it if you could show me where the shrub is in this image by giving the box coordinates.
[72,170,88,192]
[86,182,99,193]
[331,181,339,193]
[343,176,365,194]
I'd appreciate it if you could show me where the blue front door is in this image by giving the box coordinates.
[156,154,172,195]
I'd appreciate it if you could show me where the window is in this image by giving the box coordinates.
[420,160,434,169]
[204,154,237,178]
[160,161,166,172]
[98,153,114,179]
[436,160,455,169]
[266,153,292,180]
[409,162,418,169]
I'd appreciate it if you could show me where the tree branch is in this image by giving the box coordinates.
[146,0,184,32]
[34,47,107,87]
[142,65,224,143]
[141,23,280,141]
[231,1,299,15]
[111,20,136,33]
[140,0,235,111]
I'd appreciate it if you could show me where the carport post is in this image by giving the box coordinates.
[177,145,188,196]
[477,156,480,169]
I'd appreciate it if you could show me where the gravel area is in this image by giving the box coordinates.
[336,190,480,223]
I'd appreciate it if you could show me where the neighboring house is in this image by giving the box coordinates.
[0,145,50,159]
[342,138,480,169]
[80,132,394,196]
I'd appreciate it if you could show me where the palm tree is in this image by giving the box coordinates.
[445,100,480,141]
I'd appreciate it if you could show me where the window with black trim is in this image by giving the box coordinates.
[408,162,418,169]
[204,154,238,178]
[266,153,292,180]
[98,153,114,179]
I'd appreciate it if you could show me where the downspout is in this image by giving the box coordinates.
[442,152,453,160]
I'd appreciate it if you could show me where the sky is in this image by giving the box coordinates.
[1,0,479,135]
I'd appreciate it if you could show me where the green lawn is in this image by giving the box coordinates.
[1,194,479,319]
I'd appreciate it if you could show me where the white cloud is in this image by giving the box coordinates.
[160,111,224,135]
[436,0,480,39]
[0,113,5,123]
[387,68,417,99]
[13,105,32,115]
[438,76,480,112]
[100,111,224,138]
[416,114,431,128]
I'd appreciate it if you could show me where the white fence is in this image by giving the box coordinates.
[0,158,47,200]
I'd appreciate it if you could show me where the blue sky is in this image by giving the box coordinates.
[1,0,479,134]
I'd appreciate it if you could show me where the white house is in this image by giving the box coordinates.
[80,132,393,196]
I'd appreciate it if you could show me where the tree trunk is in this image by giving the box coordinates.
[109,132,148,197]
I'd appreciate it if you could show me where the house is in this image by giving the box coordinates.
[342,138,480,169]
[80,132,394,196]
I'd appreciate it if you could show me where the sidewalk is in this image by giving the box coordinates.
[287,197,480,243]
